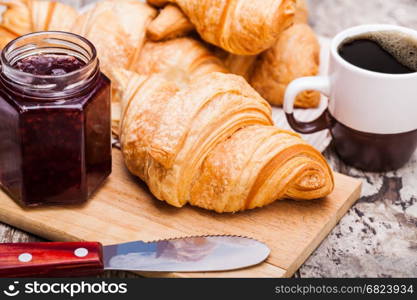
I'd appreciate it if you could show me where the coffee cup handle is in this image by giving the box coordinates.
[284,76,331,134]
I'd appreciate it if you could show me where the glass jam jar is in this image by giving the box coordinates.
[0,31,111,206]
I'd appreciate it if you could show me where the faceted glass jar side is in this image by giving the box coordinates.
[84,76,112,198]
[0,95,21,202]
[0,32,111,206]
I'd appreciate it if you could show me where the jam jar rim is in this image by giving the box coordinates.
[1,31,98,80]
[0,31,100,99]
[0,66,102,104]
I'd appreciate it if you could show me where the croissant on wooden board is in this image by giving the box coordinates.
[0,0,78,48]
[114,70,334,212]
[147,0,297,55]
[0,0,333,213]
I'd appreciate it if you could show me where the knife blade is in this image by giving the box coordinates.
[0,235,270,277]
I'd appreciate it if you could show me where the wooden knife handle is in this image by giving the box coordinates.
[0,242,104,277]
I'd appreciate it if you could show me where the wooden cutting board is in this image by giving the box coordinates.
[0,149,361,278]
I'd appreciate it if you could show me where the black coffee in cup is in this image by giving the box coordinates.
[338,30,417,74]
[285,25,417,172]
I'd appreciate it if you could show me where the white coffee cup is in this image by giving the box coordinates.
[284,24,417,172]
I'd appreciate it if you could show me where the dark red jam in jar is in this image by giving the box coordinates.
[0,32,111,206]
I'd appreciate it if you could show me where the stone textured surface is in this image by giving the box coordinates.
[1,0,416,278]
[298,148,417,277]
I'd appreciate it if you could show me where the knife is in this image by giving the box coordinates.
[0,235,270,277]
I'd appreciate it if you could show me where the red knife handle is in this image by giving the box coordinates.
[0,242,104,277]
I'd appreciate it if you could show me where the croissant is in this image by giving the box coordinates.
[105,36,227,135]
[70,0,157,135]
[222,53,257,81]
[147,4,194,41]
[116,70,334,212]
[294,0,308,24]
[0,0,31,37]
[250,23,320,107]
[147,0,297,55]
[0,27,17,49]
[0,0,78,48]
[215,0,318,107]
[132,37,227,79]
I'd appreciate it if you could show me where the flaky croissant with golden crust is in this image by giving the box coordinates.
[147,0,297,55]
[0,0,78,48]
[0,26,17,49]
[115,70,334,212]
[294,0,308,24]
[71,0,157,80]
[250,23,320,107]
[110,36,227,135]
[216,0,320,107]
[147,4,194,41]
[147,0,307,42]
[222,53,257,80]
